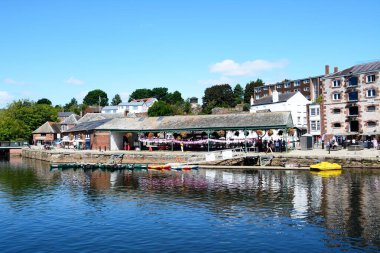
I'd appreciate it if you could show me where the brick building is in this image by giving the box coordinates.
[321,61,380,143]
[32,121,61,145]
[254,75,324,102]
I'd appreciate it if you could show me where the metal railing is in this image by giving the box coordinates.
[0,141,29,148]
[186,148,247,164]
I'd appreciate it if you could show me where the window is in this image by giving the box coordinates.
[316,108,320,115]
[255,88,261,92]
[304,87,310,91]
[367,75,375,83]
[348,91,358,101]
[333,93,341,100]
[263,87,268,91]
[41,133,46,137]
[333,80,341,87]
[305,96,310,100]
[297,116,301,124]
[294,81,300,87]
[367,105,376,112]
[310,108,316,116]
[349,106,358,116]
[348,76,358,86]
[294,89,299,92]
[277,84,282,89]
[367,89,376,97]
[311,120,320,131]
[350,121,359,132]
[333,123,341,128]
[333,108,341,114]
[285,82,291,88]
[256,95,260,99]
[303,79,310,84]
[367,121,377,127]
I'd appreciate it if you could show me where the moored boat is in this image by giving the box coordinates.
[148,164,171,171]
[310,161,342,171]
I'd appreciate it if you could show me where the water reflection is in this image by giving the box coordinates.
[0,158,379,251]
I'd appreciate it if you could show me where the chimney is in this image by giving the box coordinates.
[250,95,254,106]
[272,89,279,103]
[334,66,338,73]
[325,65,330,75]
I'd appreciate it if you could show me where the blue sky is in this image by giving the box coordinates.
[1,0,379,108]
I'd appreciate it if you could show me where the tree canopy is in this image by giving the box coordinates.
[147,101,174,117]
[233,84,244,104]
[202,84,236,114]
[244,79,264,103]
[0,100,59,141]
[83,89,108,106]
[129,89,153,101]
[111,94,122,105]
[36,98,52,105]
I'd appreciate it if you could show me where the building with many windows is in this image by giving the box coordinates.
[254,75,324,102]
[322,61,380,142]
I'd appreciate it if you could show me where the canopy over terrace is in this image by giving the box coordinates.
[93,112,294,151]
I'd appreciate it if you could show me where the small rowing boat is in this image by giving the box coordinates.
[148,164,171,171]
[310,161,342,171]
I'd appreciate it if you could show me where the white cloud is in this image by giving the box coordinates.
[210,59,289,77]
[3,78,26,86]
[0,91,14,107]
[65,77,84,85]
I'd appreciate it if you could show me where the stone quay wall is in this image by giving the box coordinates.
[22,148,206,165]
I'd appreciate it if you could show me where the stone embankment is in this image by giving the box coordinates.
[22,148,380,168]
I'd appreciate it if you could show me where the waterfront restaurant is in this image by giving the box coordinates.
[63,112,294,152]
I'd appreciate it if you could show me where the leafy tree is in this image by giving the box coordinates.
[151,87,168,100]
[129,89,153,101]
[233,84,244,104]
[147,101,174,116]
[36,98,52,105]
[111,94,122,105]
[202,84,236,114]
[163,91,184,104]
[63,98,81,115]
[0,100,58,141]
[244,79,264,103]
[83,89,108,106]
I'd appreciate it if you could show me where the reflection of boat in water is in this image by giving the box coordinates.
[50,163,147,171]
[168,164,199,171]
[310,162,342,171]
[310,170,342,177]
[148,164,171,171]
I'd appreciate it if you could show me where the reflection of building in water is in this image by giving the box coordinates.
[90,171,111,190]
[320,170,380,248]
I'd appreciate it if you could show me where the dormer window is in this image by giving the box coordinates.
[277,84,282,89]
[303,79,310,84]
[366,75,375,83]
[284,82,291,88]
[294,81,300,87]
[333,80,341,87]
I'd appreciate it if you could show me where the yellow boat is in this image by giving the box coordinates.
[310,170,342,177]
[310,161,342,171]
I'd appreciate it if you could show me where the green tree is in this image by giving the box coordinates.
[0,100,58,141]
[36,98,52,105]
[233,84,244,104]
[111,94,122,105]
[83,89,108,106]
[163,91,184,104]
[151,87,168,100]
[129,89,153,101]
[202,84,236,114]
[63,98,81,115]
[147,101,174,116]
[244,79,264,103]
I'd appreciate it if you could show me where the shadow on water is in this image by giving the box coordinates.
[1,157,380,251]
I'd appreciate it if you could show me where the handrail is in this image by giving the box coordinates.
[0,141,29,147]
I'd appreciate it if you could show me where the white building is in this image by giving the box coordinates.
[308,103,321,139]
[117,98,158,114]
[101,106,119,114]
[250,90,311,131]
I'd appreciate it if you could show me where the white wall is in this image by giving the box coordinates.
[110,132,124,151]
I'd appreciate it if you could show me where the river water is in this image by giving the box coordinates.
[0,158,379,253]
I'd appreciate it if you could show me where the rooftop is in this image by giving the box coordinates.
[252,92,297,106]
[33,121,61,134]
[326,61,380,78]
